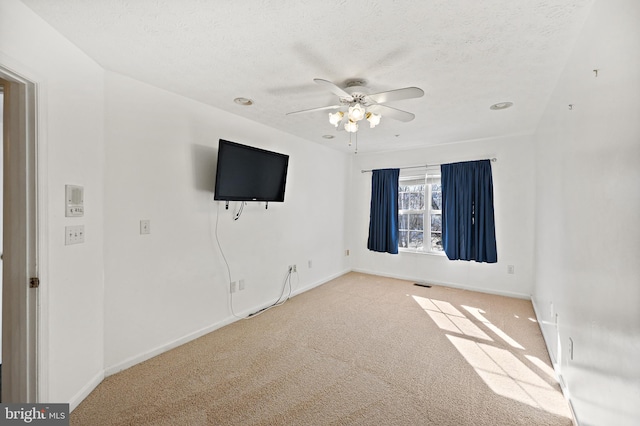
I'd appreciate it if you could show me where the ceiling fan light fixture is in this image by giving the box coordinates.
[288,78,423,150]
[366,112,381,128]
[348,103,366,122]
[344,120,359,133]
[328,111,344,127]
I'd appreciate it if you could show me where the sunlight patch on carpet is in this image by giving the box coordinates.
[525,354,557,381]
[446,335,571,418]
[462,305,525,349]
[411,293,570,419]
[411,295,492,341]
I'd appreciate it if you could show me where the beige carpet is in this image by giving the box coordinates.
[72,272,572,425]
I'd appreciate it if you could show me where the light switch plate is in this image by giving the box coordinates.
[140,220,151,235]
[65,225,85,245]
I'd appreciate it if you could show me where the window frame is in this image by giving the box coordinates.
[398,173,445,256]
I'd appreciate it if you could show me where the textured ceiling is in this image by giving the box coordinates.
[20,0,593,153]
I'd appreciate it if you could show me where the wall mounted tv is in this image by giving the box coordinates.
[214,139,289,203]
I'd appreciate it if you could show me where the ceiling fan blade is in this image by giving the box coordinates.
[367,87,424,104]
[313,78,352,98]
[369,104,416,122]
[286,105,342,115]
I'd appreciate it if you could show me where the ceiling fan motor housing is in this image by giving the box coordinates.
[340,93,369,106]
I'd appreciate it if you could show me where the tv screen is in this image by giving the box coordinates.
[214,139,289,202]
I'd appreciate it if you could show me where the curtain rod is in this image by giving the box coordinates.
[360,157,497,173]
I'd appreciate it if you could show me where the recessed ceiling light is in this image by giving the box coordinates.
[322,135,334,139]
[234,97,253,106]
[490,102,513,110]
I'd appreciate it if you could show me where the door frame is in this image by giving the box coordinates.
[1,60,42,403]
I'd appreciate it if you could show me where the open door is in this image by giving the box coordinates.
[1,69,38,403]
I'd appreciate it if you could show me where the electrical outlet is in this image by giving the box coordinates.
[239,279,245,291]
[507,265,515,274]
[230,281,236,293]
[293,264,297,272]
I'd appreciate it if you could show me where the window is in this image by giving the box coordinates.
[398,174,443,254]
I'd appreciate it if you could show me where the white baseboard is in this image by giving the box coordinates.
[530,297,557,364]
[104,317,236,377]
[104,268,350,377]
[290,269,350,298]
[69,370,104,412]
[530,297,579,426]
[229,269,351,317]
[351,267,531,300]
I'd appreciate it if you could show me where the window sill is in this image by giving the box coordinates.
[398,248,446,257]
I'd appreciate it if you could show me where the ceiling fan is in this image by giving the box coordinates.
[286,78,424,133]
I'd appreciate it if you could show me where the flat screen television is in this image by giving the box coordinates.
[214,139,289,202]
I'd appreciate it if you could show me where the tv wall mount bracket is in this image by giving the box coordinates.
[224,201,269,210]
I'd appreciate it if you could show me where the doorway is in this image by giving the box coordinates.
[0,85,4,399]
[0,67,38,403]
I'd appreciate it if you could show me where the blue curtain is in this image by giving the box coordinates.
[441,160,497,263]
[367,168,400,254]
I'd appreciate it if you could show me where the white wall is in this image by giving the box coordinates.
[532,0,640,424]
[0,0,105,406]
[103,72,350,372]
[349,134,536,299]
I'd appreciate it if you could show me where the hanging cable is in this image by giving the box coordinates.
[247,267,293,318]
[215,202,294,320]
[234,201,245,220]
[215,202,244,319]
